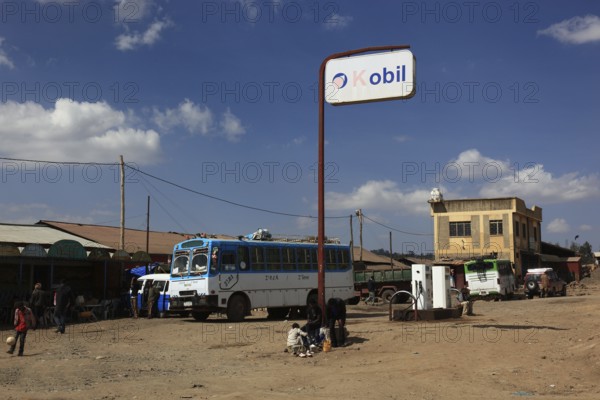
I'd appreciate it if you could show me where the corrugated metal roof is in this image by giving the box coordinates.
[352,247,409,268]
[0,224,109,249]
[38,220,200,255]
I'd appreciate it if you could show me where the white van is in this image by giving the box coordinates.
[134,273,171,317]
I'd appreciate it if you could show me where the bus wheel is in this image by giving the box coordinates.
[192,312,210,321]
[227,295,247,322]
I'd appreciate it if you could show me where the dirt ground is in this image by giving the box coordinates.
[2,271,600,400]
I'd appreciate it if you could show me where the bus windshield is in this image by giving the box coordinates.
[465,261,493,272]
[171,251,190,277]
[190,249,208,275]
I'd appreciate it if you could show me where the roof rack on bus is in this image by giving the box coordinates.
[241,229,341,244]
[270,235,341,244]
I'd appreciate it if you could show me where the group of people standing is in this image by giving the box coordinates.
[287,297,348,357]
[6,279,75,357]
[129,277,161,319]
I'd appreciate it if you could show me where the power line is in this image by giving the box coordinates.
[362,214,433,236]
[138,175,193,234]
[126,164,350,220]
[0,156,117,166]
[1,156,431,235]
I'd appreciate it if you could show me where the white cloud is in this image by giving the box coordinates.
[0,203,96,225]
[323,14,354,30]
[538,15,600,44]
[295,217,314,230]
[116,18,172,51]
[445,149,600,204]
[114,0,154,21]
[220,108,246,142]
[327,180,431,214]
[292,137,306,145]
[547,218,570,234]
[479,165,600,204]
[153,101,246,143]
[153,99,214,135]
[0,37,15,69]
[579,224,593,232]
[394,135,411,143]
[321,148,600,222]
[0,99,161,165]
[113,1,172,51]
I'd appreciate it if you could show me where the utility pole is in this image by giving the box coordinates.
[389,231,393,269]
[146,195,150,275]
[355,209,363,263]
[120,155,125,251]
[146,195,150,254]
[349,215,354,258]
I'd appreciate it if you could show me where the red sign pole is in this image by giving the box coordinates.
[318,45,411,320]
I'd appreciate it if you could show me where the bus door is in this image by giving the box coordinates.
[219,249,239,290]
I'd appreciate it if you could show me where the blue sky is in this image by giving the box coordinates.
[0,0,599,253]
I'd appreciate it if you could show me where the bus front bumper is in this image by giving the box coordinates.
[170,294,218,310]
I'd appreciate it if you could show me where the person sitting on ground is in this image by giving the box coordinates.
[286,322,312,357]
[459,287,474,316]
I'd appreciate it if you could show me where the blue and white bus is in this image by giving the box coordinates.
[168,232,354,322]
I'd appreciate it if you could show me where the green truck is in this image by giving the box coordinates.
[352,269,412,304]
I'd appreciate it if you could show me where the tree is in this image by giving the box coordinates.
[579,241,594,264]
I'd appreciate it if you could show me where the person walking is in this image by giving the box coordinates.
[30,283,46,328]
[7,301,36,356]
[147,284,160,319]
[53,279,75,334]
[365,276,376,305]
[130,277,139,319]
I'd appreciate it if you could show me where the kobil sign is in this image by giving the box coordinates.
[325,49,416,105]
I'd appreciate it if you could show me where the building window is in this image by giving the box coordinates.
[490,220,503,235]
[533,226,537,242]
[522,223,527,238]
[514,221,519,237]
[449,222,471,237]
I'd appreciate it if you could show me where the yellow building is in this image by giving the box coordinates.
[429,195,542,278]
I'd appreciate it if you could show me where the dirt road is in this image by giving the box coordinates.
[2,274,600,400]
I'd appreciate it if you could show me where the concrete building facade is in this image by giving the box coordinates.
[429,197,542,278]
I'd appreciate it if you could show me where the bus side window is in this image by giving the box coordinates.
[238,246,249,271]
[337,249,350,270]
[310,248,318,271]
[298,248,311,271]
[251,247,265,271]
[282,247,296,271]
[326,249,337,271]
[266,247,281,271]
[221,252,236,272]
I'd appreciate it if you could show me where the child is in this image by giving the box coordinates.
[7,301,36,357]
[287,323,312,357]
